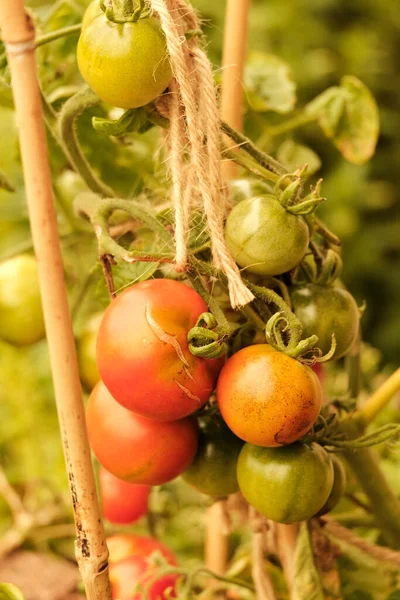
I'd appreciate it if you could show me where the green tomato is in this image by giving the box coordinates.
[0,255,45,346]
[237,442,334,524]
[182,419,244,498]
[291,284,360,359]
[77,312,102,391]
[315,454,347,516]
[77,1,173,109]
[224,195,309,276]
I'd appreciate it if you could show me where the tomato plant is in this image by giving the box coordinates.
[97,279,224,422]
[224,195,309,275]
[86,382,199,485]
[182,419,244,497]
[77,312,102,390]
[291,283,360,359]
[0,255,45,346]
[217,344,322,447]
[237,442,334,523]
[99,467,150,525]
[316,454,347,516]
[107,534,177,600]
[77,1,172,109]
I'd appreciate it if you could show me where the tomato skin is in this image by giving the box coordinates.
[217,344,322,447]
[77,312,102,390]
[107,534,177,600]
[237,442,334,524]
[97,279,224,422]
[315,455,346,516]
[224,195,309,276]
[77,1,172,109]
[99,467,150,525]
[182,420,244,497]
[291,284,360,359]
[86,382,199,485]
[0,255,45,346]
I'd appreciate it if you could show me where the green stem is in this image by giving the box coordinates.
[222,145,280,185]
[194,568,256,593]
[314,218,341,247]
[346,330,362,399]
[58,88,116,197]
[357,367,400,426]
[240,305,265,332]
[267,111,317,137]
[221,120,287,176]
[35,24,81,48]
[341,419,400,548]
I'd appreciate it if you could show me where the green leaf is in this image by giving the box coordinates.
[0,584,25,600]
[292,523,325,600]
[92,108,153,137]
[277,139,322,176]
[305,76,380,165]
[386,592,400,600]
[244,52,297,114]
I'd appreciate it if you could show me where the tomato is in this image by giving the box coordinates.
[97,279,224,422]
[107,534,177,565]
[99,467,150,525]
[217,344,322,447]
[107,534,177,600]
[0,255,45,346]
[77,1,172,109]
[224,195,309,276]
[109,557,177,600]
[87,382,198,485]
[237,442,334,524]
[291,284,360,359]
[315,454,346,516]
[182,419,244,497]
[77,312,102,390]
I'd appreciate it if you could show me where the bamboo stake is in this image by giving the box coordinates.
[221,0,252,179]
[0,3,112,598]
[204,0,252,576]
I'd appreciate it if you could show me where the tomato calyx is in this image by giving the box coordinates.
[275,168,325,216]
[187,312,229,359]
[100,0,149,24]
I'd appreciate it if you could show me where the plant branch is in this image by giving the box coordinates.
[357,367,400,426]
[267,111,318,137]
[35,24,81,48]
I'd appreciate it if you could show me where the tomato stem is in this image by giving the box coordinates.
[267,110,318,137]
[58,88,116,197]
[35,24,81,48]
[356,367,400,426]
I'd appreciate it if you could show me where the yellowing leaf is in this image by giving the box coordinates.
[244,52,297,114]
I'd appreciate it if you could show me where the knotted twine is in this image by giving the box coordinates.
[150,0,255,308]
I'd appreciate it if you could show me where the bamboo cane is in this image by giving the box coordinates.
[204,0,252,576]
[0,3,112,598]
[221,0,252,179]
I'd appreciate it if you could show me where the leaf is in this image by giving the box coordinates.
[305,76,380,165]
[0,584,25,600]
[386,592,400,600]
[277,140,322,176]
[244,52,297,114]
[292,523,325,600]
[92,108,153,137]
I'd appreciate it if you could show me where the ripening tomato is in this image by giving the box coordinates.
[291,284,360,359]
[77,312,102,390]
[182,419,244,497]
[97,279,224,422]
[315,454,347,516]
[87,382,199,485]
[217,344,322,447]
[77,1,172,109]
[225,195,309,275]
[99,467,150,525]
[237,442,334,523]
[107,534,177,600]
[0,255,45,346]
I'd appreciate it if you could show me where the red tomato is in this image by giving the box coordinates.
[107,534,177,566]
[96,279,224,422]
[107,534,178,600]
[87,382,199,485]
[312,363,325,386]
[99,467,150,525]
[217,344,322,447]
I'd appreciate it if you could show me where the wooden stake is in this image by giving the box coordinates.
[205,0,252,576]
[221,0,252,179]
[0,3,112,598]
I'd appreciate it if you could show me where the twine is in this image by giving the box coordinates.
[150,0,254,308]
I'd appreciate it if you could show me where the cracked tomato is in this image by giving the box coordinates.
[96,279,224,422]
[217,344,322,447]
[87,382,198,485]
